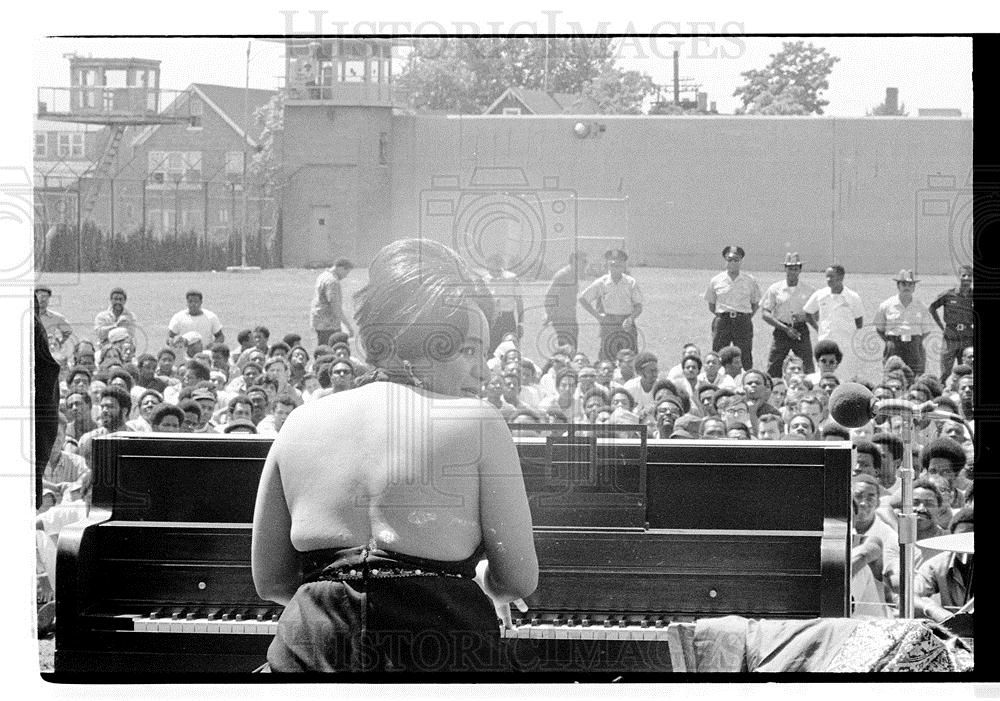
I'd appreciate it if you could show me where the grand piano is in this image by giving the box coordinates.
[53,428,851,676]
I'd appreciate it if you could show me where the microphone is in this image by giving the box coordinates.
[829,383,876,428]
[829,383,924,428]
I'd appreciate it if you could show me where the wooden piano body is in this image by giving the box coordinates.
[54,430,850,676]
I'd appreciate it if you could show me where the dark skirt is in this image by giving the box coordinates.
[267,546,505,673]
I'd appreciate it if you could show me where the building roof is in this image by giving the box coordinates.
[33,117,101,132]
[484,87,600,115]
[131,83,277,149]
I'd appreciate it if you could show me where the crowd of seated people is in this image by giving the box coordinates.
[34,267,976,632]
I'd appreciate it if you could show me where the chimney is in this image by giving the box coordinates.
[886,87,899,114]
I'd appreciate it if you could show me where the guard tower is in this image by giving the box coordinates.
[278,37,407,266]
[36,55,193,224]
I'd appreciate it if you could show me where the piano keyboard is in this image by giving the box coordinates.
[501,615,688,641]
[121,607,282,635]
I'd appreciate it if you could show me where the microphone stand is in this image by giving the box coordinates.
[894,409,916,619]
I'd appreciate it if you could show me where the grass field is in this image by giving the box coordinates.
[37,264,960,383]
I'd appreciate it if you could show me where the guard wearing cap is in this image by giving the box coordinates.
[578,248,644,361]
[705,246,761,371]
[873,269,934,375]
[760,252,817,378]
[929,265,974,380]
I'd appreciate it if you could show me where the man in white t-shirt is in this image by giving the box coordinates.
[622,351,660,415]
[167,290,224,347]
[803,265,865,382]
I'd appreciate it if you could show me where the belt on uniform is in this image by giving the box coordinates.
[717,311,750,319]
[886,334,923,343]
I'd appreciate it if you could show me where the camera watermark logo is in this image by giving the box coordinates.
[914,169,991,287]
[0,166,36,285]
[420,166,576,280]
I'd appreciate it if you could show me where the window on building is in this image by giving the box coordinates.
[34,133,47,158]
[71,133,84,158]
[378,132,388,166]
[225,151,245,177]
[147,151,203,183]
[188,96,204,129]
[58,134,71,157]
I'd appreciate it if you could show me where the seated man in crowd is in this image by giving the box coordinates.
[851,473,900,617]
[78,386,134,465]
[42,413,90,500]
[255,392,300,436]
[149,403,185,432]
[853,440,882,479]
[177,399,203,432]
[914,505,974,624]
[64,389,97,441]
[911,479,949,570]
[755,412,782,440]
[741,369,779,431]
[623,351,661,415]
[715,346,744,389]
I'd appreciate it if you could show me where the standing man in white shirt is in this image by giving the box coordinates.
[873,269,934,376]
[803,264,866,382]
[760,252,817,379]
[578,249,644,362]
[705,246,761,372]
[167,290,225,347]
[310,258,355,346]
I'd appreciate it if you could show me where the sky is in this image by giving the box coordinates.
[29,35,972,118]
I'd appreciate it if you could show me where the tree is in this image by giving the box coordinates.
[250,93,284,195]
[733,41,840,115]
[584,66,657,115]
[395,37,654,114]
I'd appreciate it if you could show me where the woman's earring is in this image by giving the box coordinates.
[402,360,423,388]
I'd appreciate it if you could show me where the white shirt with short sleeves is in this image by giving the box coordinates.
[168,309,223,346]
[580,274,643,316]
[704,271,761,314]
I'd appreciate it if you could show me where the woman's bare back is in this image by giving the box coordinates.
[272,382,494,561]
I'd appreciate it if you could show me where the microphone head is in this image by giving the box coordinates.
[829,382,876,428]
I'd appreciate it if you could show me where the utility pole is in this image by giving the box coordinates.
[228,40,261,273]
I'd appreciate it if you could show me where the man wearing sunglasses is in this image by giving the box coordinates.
[873,269,934,375]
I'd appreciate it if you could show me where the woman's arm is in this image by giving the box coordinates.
[251,446,299,607]
[477,408,539,602]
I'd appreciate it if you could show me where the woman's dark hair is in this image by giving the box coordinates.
[354,239,491,369]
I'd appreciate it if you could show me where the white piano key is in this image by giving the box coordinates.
[156,620,172,633]
[552,626,570,640]
[193,619,208,633]
[206,620,221,633]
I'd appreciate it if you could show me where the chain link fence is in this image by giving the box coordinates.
[34,175,280,271]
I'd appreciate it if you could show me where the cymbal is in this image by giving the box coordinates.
[916,532,974,554]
